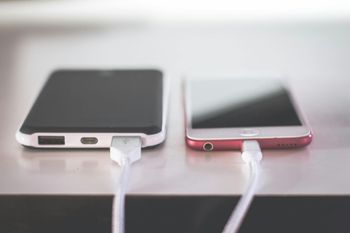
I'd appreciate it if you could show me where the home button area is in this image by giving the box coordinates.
[240,129,259,136]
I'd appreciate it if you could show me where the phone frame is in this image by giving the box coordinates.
[16,73,169,149]
[185,78,312,150]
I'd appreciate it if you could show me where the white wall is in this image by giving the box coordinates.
[0,0,350,27]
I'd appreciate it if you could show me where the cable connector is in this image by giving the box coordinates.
[110,136,142,166]
[222,140,262,233]
[110,136,142,233]
[241,140,262,163]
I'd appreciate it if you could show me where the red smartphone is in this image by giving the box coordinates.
[185,78,312,151]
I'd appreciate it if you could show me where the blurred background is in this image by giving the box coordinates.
[0,0,349,29]
[0,0,350,26]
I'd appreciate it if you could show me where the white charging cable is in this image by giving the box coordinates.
[222,140,262,233]
[110,136,142,233]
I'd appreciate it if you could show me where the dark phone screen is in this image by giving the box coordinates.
[20,70,163,134]
[189,79,302,129]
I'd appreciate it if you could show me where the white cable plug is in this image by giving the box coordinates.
[110,136,142,233]
[222,140,262,233]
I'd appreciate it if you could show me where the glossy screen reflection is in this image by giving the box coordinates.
[190,79,302,129]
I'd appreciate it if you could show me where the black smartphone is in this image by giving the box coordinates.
[16,69,168,148]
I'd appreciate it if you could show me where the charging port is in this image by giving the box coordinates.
[81,137,98,145]
[38,136,65,145]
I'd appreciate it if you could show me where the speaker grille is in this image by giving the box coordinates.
[277,143,297,148]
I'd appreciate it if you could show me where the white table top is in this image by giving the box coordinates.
[1,22,350,195]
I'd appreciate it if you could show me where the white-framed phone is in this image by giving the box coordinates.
[16,69,169,148]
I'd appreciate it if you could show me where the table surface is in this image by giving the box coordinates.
[1,22,350,195]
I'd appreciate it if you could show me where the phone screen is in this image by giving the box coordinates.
[20,70,163,135]
[189,79,302,129]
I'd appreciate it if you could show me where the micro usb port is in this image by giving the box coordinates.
[38,136,65,145]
